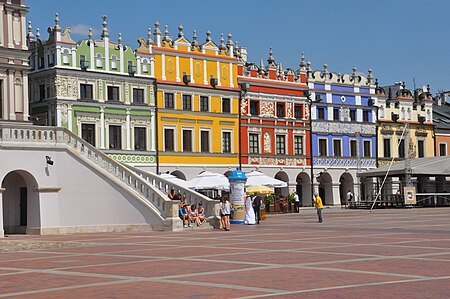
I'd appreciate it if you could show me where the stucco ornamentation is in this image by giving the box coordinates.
[241,99,248,114]
[260,101,274,117]
[312,121,375,135]
[263,132,271,153]
[286,102,293,118]
[55,76,78,99]
[313,157,376,168]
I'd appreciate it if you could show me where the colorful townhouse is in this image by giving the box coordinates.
[27,15,157,169]
[375,82,434,193]
[308,65,378,205]
[151,23,241,180]
[433,92,450,157]
[238,50,310,202]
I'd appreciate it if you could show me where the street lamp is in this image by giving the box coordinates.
[304,90,322,206]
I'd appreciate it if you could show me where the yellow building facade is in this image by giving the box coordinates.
[375,83,434,167]
[151,23,242,179]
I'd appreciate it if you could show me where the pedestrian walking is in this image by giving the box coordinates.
[314,193,324,223]
[252,192,261,224]
[346,190,353,209]
[293,191,300,213]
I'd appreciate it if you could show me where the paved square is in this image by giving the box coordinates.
[1,208,450,298]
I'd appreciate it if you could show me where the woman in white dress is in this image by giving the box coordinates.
[244,195,256,225]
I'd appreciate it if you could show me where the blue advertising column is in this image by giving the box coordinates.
[228,169,247,224]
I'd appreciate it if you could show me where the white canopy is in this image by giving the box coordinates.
[245,171,288,188]
[186,171,230,190]
[358,156,450,177]
[159,173,189,188]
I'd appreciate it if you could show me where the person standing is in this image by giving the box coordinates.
[293,191,300,213]
[314,193,324,223]
[252,192,261,224]
[244,195,256,225]
[346,190,353,209]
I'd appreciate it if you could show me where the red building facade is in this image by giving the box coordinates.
[238,49,311,199]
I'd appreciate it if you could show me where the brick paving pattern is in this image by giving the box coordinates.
[1,208,450,298]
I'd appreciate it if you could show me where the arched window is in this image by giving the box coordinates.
[62,49,70,64]
[111,55,117,69]
[400,107,405,120]
[379,105,385,118]
[96,53,103,68]
[407,108,411,120]
[142,59,148,73]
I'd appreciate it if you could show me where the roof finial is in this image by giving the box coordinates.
[178,24,184,38]
[118,33,122,45]
[191,30,198,49]
[147,27,153,44]
[154,21,161,35]
[299,51,306,70]
[36,27,41,39]
[55,13,61,31]
[367,68,373,84]
[206,30,211,42]
[226,32,233,46]
[322,63,329,78]
[267,47,275,65]
[27,21,34,41]
[164,25,171,42]
[101,15,109,39]
[219,33,226,51]
[88,27,93,40]
[260,58,264,69]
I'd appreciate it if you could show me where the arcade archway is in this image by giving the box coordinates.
[319,172,333,205]
[296,172,311,206]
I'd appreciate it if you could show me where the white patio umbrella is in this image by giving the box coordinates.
[245,171,288,188]
[159,173,189,188]
[186,171,230,190]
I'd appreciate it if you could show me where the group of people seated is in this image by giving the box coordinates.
[179,202,206,227]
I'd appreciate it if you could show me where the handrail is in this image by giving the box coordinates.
[126,165,220,218]
[0,123,174,220]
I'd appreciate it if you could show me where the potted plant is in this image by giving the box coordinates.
[266,195,275,212]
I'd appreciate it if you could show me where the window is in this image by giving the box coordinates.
[249,133,259,154]
[107,86,120,101]
[276,135,286,154]
[363,140,371,157]
[62,49,69,64]
[333,108,340,121]
[333,139,342,157]
[350,109,356,121]
[317,107,325,120]
[418,140,425,158]
[39,84,45,101]
[294,136,303,155]
[222,98,231,113]
[276,103,285,117]
[363,110,370,122]
[250,101,259,115]
[80,84,93,100]
[182,129,192,152]
[319,139,327,156]
[182,94,192,111]
[134,127,146,150]
[398,139,405,158]
[294,105,303,119]
[200,130,210,152]
[111,55,117,69]
[200,96,209,112]
[439,143,447,156]
[133,88,144,104]
[350,140,357,157]
[81,124,95,146]
[383,138,391,158]
[142,59,149,73]
[164,128,174,151]
[109,125,121,149]
[164,93,174,109]
[96,53,102,68]
[222,131,231,153]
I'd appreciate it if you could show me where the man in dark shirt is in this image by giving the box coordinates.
[252,192,261,224]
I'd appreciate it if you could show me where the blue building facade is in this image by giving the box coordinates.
[307,64,377,205]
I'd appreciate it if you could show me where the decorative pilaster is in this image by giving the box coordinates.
[126,108,131,150]
[67,104,73,131]
[100,105,105,149]
[56,104,62,126]
[150,110,156,151]
[0,188,5,237]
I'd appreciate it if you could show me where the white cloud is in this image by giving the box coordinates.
[69,24,101,36]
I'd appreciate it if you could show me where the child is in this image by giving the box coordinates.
[179,204,190,227]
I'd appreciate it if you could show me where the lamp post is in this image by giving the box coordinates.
[305,90,317,206]
[238,83,249,170]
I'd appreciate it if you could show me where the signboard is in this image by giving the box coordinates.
[230,182,245,223]
[403,187,416,205]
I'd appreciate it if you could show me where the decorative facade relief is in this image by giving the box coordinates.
[55,76,78,99]
[241,99,248,114]
[248,127,261,132]
[341,107,349,120]
[304,104,310,120]
[59,104,68,127]
[286,102,293,118]
[263,131,271,153]
[313,121,376,135]
[260,100,275,117]
[313,157,376,168]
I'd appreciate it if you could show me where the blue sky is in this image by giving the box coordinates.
[27,0,450,93]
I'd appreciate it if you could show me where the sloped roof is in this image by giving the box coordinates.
[358,156,450,177]
[433,103,450,130]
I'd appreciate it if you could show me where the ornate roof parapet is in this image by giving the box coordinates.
[234,41,241,59]
[308,65,374,87]
[147,28,153,45]
[219,33,226,52]
[54,13,61,33]
[101,15,109,39]
[375,79,386,96]
[267,47,276,68]
[27,21,34,46]
[177,24,184,38]
[162,25,172,45]
[206,30,212,42]
[367,68,374,85]
[299,51,307,71]
[306,61,312,79]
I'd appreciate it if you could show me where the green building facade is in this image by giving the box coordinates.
[28,15,157,168]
